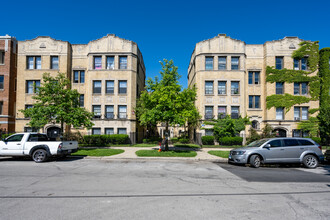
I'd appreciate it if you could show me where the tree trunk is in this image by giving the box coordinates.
[165,122,169,151]
[188,123,194,143]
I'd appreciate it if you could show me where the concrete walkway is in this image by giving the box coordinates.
[82,146,231,163]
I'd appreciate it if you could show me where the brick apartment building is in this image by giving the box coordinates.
[0,35,17,133]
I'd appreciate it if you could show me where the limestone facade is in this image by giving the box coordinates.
[16,35,145,143]
[188,34,319,138]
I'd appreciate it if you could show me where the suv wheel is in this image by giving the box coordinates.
[303,154,318,169]
[250,155,261,168]
[32,149,48,163]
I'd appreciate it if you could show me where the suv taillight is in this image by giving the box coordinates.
[318,145,322,151]
[58,143,63,149]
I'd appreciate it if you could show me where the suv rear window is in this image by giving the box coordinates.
[283,139,300,147]
[298,139,315,146]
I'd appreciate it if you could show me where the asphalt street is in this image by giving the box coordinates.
[0,157,329,220]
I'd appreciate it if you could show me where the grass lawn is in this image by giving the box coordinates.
[173,143,201,148]
[136,150,197,157]
[208,150,230,158]
[202,145,242,148]
[72,149,124,157]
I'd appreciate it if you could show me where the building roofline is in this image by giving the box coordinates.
[18,36,69,44]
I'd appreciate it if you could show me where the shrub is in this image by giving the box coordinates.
[202,136,214,145]
[308,137,321,144]
[219,136,243,146]
[171,137,179,143]
[247,128,261,144]
[142,136,161,144]
[178,138,189,144]
[63,131,83,142]
[82,134,130,146]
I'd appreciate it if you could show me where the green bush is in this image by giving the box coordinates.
[171,137,179,143]
[202,136,214,145]
[143,136,162,144]
[63,132,83,142]
[82,134,130,146]
[219,136,243,146]
[178,138,189,144]
[308,137,321,144]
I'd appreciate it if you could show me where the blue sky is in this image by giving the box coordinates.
[2,0,330,88]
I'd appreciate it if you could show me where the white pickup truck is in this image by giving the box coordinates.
[0,133,78,163]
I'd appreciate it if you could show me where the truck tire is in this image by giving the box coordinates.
[32,149,48,163]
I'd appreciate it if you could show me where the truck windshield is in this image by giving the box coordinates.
[246,139,269,148]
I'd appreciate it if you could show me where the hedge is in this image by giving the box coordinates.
[143,136,162,144]
[202,136,214,145]
[82,134,130,146]
[219,137,243,146]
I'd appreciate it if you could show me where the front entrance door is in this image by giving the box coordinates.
[275,128,287,137]
[47,127,61,140]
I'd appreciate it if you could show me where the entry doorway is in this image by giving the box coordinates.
[47,127,61,140]
[274,128,287,137]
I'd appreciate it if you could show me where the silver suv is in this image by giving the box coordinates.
[228,138,324,168]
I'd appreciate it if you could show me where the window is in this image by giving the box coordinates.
[6,134,24,142]
[294,82,308,95]
[0,75,4,89]
[106,56,114,69]
[92,105,101,119]
[205,81,213,94]
[0,101,3,115]
[231,106,239,119]
[93,80,101,94]
[24,127,38,132]
[276,107,284,120]
[299,139,314,146]
[92,128,101,135]
[248,71,260,85]
[218,57,226,70]
[283,139,299,147]
[268,140,282,147]
[231,81,239,95]
[119,56,127,69]
[249,96,260,109]
[118,128,127,134]
[205,57,213,70]
[27,56,41,69]
[25,104,33,109]
[293,129,301,137]
[294,107,308,120]
[94,56,102,69]
[73,70,85,83]
[0,51,4,64]
[218,106,226,119]
[275,57,283,70]
[106,80,114,94]
[231,57,239,70]
[79,95,84,107]
[205,106,214,119]
[105,128,114,135]
[294,58,307,70]
[218,81,226,95]
[276,82,284,94]
[251,120,260,130]
[51,56,59,69]
[105,105,114,119]
[118,105,127,119]
[205,129,213,136]
[26,80,40,94]
[119,80,127,94]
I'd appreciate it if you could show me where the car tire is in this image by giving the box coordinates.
[250,155,261,168]
[303,154,318,169]
[32,149,48,163]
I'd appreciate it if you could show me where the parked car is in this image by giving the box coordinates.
[228,138,324,168]
[0,133,78,163]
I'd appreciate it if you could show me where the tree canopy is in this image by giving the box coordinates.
[20,73,94,134]
[136,59,200,149]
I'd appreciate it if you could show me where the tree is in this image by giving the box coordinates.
[20,73,94,135]
[298,117,319,137]
[205,116,250,141]
[136,59,200,150]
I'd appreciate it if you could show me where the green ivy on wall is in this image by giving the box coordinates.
[266,41,320,110]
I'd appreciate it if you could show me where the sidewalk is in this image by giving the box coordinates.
[82,146,230,163]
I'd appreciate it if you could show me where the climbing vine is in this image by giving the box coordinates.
[266,41,320,110]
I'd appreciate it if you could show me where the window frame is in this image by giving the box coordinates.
[105,105,114,119]
[0,51,4,65]
[248,71,260,85]
[231,106,239,119]
[93,80,102,94]
[50,56,59,69]
[275,57,283,70]
[79,94,84,107]
[119,56,127,70]
[231,57,239,70]
[276,107,284,120]
[118,105,127,119]
[217,81,226,95]
[205,81,214,95]
[92,128,101,135]
[276,82,284,94]
[106,80,115,94]
[117,128,127,135]
[93,56,102,70]
[105,128,114,135]
[205,106,214,119]
[231,81,239,95]
[218,56,226,70]
[0,75,4,89]
[205,56,214,70]
[92,105,102,119]
[26,80,40,94]
[118,80,127,94]
[106,56,115,70]
[248,95,260,109]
